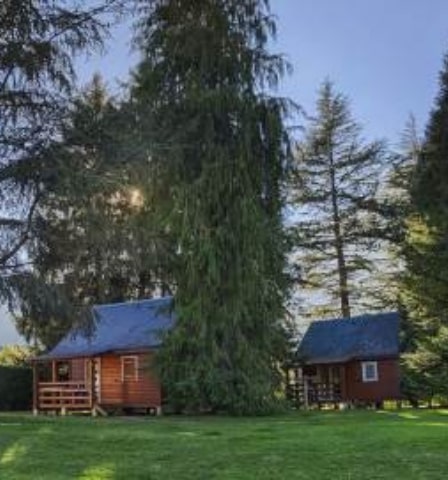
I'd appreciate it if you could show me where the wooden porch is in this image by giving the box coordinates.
[286,364,345,408]
[32,358,100,415]
[36,381,92,412]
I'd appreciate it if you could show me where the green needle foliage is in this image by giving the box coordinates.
[12,76,175,348]
[401,53,448,402]
[132,0,293,414]
[0,0,122,299]
[290,81,386,319]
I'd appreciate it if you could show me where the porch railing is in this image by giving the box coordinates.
[308,382,342,403]
[37,382,92,411]
[287,381,342,407]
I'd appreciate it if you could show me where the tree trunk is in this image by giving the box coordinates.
[329,155,351,318]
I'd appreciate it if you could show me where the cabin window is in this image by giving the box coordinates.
[121,356,138,381]
[361,361,378,382]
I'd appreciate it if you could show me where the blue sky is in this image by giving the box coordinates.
[273,0,448,143]
[76,0,448,143]
[2,0,448,344]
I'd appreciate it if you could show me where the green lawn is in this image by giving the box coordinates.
[0,410,447,479]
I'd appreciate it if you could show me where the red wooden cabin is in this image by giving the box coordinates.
[33,297,174,415]
[289,312,400,408]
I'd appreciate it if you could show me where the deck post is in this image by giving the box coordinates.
[90,358,95,410]
[340,365,347,400]
[51,361,60,415]
[32,361,38,415]
[285,367,293,404]
[303,378,309,410]
[51,360,57,383]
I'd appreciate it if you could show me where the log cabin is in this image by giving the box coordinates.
[288,312,400,408]
[33,296,174,416]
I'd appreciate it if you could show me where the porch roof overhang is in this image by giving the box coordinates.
[298,353,399,366]
[34,345,160,362]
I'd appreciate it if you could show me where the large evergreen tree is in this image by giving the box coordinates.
[132,0,292,414]
[13,76,175,347]
[290,81,386,319]
[401,53,448,401]
[0,0,121,291]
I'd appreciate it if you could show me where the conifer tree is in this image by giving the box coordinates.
[291,81,386,319]
[0,0,122,290]
[12,76,175,348]
[401,53,448,401]
[366,116,422,314]
[132,0,292,414]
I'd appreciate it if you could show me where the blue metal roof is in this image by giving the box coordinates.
[298,311,400,364]
[41,297,175,359]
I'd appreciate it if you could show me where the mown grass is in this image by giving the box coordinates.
[0,410,447,479]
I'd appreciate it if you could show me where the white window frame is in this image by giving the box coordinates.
[121,356,139,382]
[361,361,379,383]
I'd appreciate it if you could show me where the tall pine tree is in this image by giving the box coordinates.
[291,81,386,319]
[401,53,448,402]
[132,0,292,414]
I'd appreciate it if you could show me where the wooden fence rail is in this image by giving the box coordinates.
[287,381,342,407]
[37,382,92,411]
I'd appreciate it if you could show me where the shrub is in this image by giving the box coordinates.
[0,366,32,411]
[0,344,35,367]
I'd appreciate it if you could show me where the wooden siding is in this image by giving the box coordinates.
[288,359,401,407]
[99,352,162,407]
[344,358,400,402]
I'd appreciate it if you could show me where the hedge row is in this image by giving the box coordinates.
[0,366,32,411]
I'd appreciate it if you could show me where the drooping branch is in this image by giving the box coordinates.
[0,191,40,268]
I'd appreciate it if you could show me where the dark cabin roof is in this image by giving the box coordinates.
[40,297,174,360]
[298,311,400,364]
